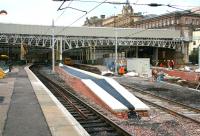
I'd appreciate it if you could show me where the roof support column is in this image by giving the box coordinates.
[55,40,59,61]
[182,42,189,63]
[93,44,96,64]
[86,48,89,64]
[52,20,55,72]
[135,46,138,58]
[153,47,158,65]
[59,37,63,63]
[80,49,84,64]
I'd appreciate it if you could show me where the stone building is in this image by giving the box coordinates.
[189,29,200,61]
[83,0,200,64]
[132,9,200,63]
[83,0,143,27]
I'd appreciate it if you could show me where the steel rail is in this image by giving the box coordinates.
[122,83,200,125]
[48,81,88,119]
[123,84,200,113]
[32,67,133,136]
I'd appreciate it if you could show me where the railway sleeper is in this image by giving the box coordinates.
[79,119,104,124]
[85,127,116,132]
[82,122,109,128]
[76,116,99,121]
[86,128,117,135]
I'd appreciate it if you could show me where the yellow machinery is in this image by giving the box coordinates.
[64,58,74,66]
[0,68,5,79]
[0,54,8,78]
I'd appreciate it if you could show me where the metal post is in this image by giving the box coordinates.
[135,46,138,58]
[52,19,55,72]
[115,28,118,75]
[199,45,200,69]
[60,37,63,63]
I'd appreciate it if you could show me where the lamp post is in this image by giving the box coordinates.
[113,6,118,75]
[0,10,7,15]
[199,44,200,69]
[115,28,118,75]
[52,19,55,72]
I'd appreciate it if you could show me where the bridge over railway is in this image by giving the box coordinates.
[0,23,184,64]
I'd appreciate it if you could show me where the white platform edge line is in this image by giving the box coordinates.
[63,65,102,79]
[25,66,90,136]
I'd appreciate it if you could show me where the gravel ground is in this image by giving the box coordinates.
[38,67,200,136]
[114,76,200,109]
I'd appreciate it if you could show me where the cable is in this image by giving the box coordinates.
[42,0,74,36]
[56,0,199,8]
[56,0,108,35]
[135,0,140,4]
[55,0,74,23]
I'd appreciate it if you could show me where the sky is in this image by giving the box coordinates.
[0,0,199,27]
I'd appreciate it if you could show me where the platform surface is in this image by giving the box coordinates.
[0,66,89,136]
[2,67,51,136]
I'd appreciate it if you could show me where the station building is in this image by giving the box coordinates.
[83,1,200,64]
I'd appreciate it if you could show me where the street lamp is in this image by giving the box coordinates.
[0,10,7,15]
[198,44,200,69]
[113,7,118,75]
[52,20,55,72]
[115,28,118,75]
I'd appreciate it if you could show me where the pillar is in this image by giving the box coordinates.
[153,47,158,66]
[55,40,59,61]
[59,37,63,63]
[135,46,138,58]
[93,45,96,64]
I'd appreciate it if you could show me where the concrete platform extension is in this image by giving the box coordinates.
[0,66,89,136]
[55,65,149,119]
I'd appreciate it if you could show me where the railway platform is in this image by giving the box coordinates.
[0,66,89,136]
[55,65,149,119]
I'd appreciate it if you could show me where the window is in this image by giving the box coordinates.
[185,18,189,24]
[149,23,152,28]
[192,19,196,25]
[167,19,170,25]
[152,22,155,27]
[176,19,179,24]
[159,20,162,26]
[163,19,166,26]
[196,19,199,25]
[156,21,159,27]
[146,23,148,28]
[171,19,174,24]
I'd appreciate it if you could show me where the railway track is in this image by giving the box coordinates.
[31,67,132,136]
[122,84,200,124]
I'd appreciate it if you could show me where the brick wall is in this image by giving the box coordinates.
[155,68,200,82]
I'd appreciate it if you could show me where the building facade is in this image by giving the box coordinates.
[189,29,200,55]
[83,0,143,27]
[132,10,200,63]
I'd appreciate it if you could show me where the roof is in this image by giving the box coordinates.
[136,9,200,23]
[0,23,180,39]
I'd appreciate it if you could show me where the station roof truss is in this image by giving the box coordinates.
[0,23,182,51]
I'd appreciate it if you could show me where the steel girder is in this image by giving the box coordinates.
[0,34,181,51]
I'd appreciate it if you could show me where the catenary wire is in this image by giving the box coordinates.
[56,0,108,35]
